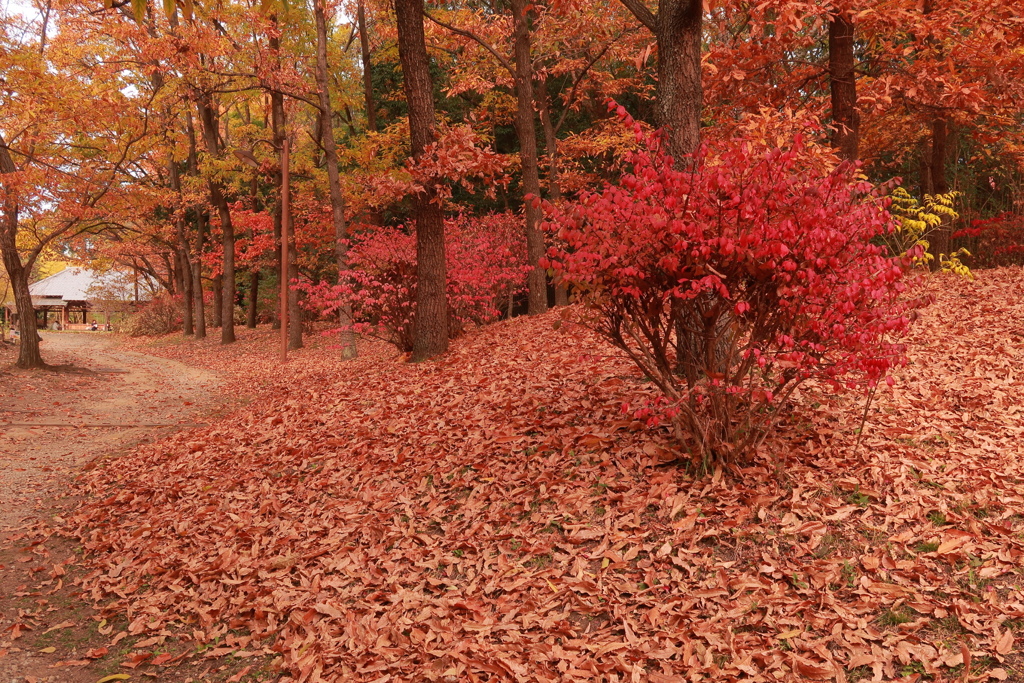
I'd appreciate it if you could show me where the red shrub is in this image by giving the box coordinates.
[541,105,915,465]
[953,212,1024,268]
[305,214,530,352]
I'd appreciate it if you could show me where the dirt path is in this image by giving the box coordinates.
[0,332,231,682]
[0,332,224,530]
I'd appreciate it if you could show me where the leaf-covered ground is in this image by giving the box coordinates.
[0,332,233,682]
[64,268,1024,682]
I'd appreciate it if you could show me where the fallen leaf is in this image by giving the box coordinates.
[120,652,152,669]
[995,630,1014,655]
[226,666,252,682]
[313,603,344,619]
[937,537,966,554]
[43,620,76,634]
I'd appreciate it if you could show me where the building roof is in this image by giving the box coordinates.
[28,268,137,304]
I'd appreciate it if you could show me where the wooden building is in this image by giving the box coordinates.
[3,268,142,330]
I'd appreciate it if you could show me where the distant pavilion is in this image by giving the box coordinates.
[3,268,141,330]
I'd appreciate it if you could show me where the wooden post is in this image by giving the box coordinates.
[280,139,290,363]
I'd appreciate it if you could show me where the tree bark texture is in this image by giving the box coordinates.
[659,0,702,160]
[0,137,44,368]
[169,252,181,296]
[828,10,859,160]
[314,0,358,359]
[928,117,950,266]
[1,247,43,368]
[396,0,449,361]
[511,0,547,315]
[616,0,702,160]
[212,273,223,327]
[616,0,707,370]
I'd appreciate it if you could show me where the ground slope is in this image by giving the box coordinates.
[50,269,1024,681]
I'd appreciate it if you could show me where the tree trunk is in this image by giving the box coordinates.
[197,96,235,343]
[245,178,259,331]
[828,10,859,161]
[395,0,448,361]
[247,269,258,328]
[5,256,44,369]
[314,0,358,360]
[193,210,207,338]
[920,143,933,197]
[536,81,568,307]
[511,0,547,315]
[928,117,950,266]
[536,80,562,202]
[617,0,704,369]
[271,203,282,331]
[269,32,288,336]
[931,117,948,194]
[0,217,44,369]
[178,242,194,335]
[168,251,181,296]
[215,184,235,340]
[288,256,302,350]
[659,0,704,366]
[657,0,702,161]
[212,273,223,327]
[922,0,949,270]
[270,129,283,331]
[169,157,195,336]
[358,0,377,132]
[0,139,45,368]
[617,0,701,160]
[184,112,207,339]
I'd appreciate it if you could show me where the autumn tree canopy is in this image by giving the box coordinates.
[1,0,1022,369]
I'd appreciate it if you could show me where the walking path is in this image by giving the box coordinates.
[0,332,228,682]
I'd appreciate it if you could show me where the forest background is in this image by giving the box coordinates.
[1,0,1022,371]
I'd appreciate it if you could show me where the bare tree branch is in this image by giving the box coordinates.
[423,10,514,76]
[553,37,623,135]
[617,0,656,33]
